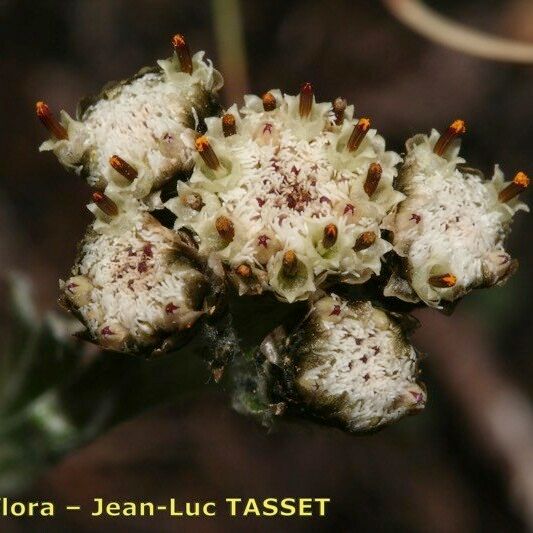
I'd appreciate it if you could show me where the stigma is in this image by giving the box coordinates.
[428,273,457,288]
[171,33,193,74]
[36,101,68,140]
[109,155,138,182]
[498,171,529,203]
[433,119,466,157]
[347,118,371,152]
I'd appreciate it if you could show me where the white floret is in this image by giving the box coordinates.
[166,92,403,302]
[384,130,528,307]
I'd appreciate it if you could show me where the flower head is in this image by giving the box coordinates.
[38,35,222,200]
[259,294,425,432]
[166,89,402,302]
[384,123,528,307]
[60,213,216,355]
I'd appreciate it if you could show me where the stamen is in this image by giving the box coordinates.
[215,216,234,242]
[364,163,382,197]
[333,97,347,126]
[347,118,371,152]
[195,136,221,171]
[171,33,193,74]
[235,264,252,278]
[282,250,299,277]
[498,172,529,203]
[262,92,276,111]
[299,82,313,118]
[354,231,376,251]
[109,155,138,182]
[181,192,204,211]
[428,273,457,288]
[322,224,338,248]
[222,113,237,137]
[35,101,68,140]
[433,119,466,156]
[92,191,118,217]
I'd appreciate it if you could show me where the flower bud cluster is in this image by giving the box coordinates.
[42,37,223,356]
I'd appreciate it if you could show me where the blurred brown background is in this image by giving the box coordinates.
[0,0,532,531]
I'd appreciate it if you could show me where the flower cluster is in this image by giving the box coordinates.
[37,35,528,433]
[39,35,224,356]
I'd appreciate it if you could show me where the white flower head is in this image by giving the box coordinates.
[384,121,529,307]
[260,294,425,433]
[38,34,222,199]
[167,86,402,302]
[60,213,214,355]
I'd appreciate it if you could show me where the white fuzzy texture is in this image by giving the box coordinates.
[384,130,528,307]
[40,52,222,197]
[167,91,403,302]
[295,295,425,432]
[61,214,206,353]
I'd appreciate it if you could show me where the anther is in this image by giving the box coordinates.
[262,92,276,112]
[498,172,529,203]
[282,250,299,277]
[222,113,237,137]
[171,34,193,74]
[428,273,457,288]
[215,216,234,242]
[354,231,376,251]
[109,155,138,182]
[299,82,313,118]
[333,97,347,126]
[433,119,466,156]
[195,136,221,171]
[92,191,118,217]
[364,163,382,197]
[35,101,68,140]
[322,224,338,248]
[347,118,371,152]
[181,192,204,211]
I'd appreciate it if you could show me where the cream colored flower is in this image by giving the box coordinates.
[39,36,222,199]
[167,87,402,302]
[384,122,528,308]
[259,294,425,432]
[60,213,214,355]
